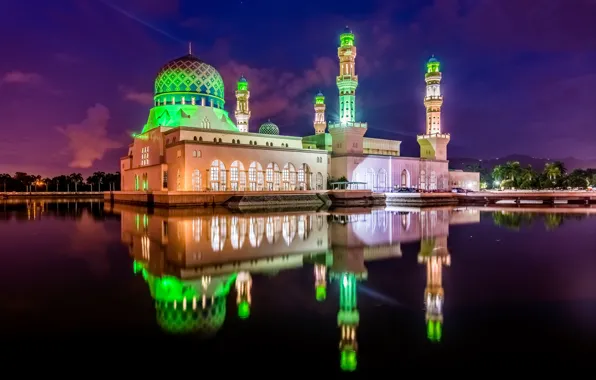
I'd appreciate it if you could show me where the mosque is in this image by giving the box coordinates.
[120,27,479,193]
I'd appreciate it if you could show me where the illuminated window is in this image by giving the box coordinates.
[141,146,150,166]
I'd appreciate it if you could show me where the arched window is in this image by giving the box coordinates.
[232,139,236,144]
[430,171,437,190]
[210,160,226,191]
[378,168,387,191]
[420,170,426,190]
[401,169,410,187]
[218,138,222,143]
[282,163,297,190]
[192,169,201,191]
[248,161,263,191]
[199,136,203,142]
[193,136,197,141]
[298,163,311,190]
[316,172,323,190]
[366,168,376,191]
[266,162,280,191]
[230,160,246,191]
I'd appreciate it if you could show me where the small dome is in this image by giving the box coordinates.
[316,91,324,97]
[259,120,279,135]
[428,56,439,63]
[343,25,352,34]
[238,75,247,83]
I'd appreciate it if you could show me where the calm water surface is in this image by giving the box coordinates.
[1,200,596,369]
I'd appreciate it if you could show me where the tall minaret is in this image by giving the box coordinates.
[235,75,250,133]
[313,91,327,135]
[328,26,367,157]
[337,26,358,124]
[417,56,450,161]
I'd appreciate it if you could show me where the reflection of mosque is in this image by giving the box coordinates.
[110,204,479,371]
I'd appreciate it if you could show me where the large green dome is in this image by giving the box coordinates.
[154,54,225,109]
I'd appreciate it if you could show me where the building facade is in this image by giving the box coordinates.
[120,27,478,193]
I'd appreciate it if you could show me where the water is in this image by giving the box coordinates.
[1,199,596,369]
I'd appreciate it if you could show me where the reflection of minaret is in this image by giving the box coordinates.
[236,271,252,319]
[314,263,326,301]
[417,237,450,342]
[330,245,366,372]
[336,272,359,372]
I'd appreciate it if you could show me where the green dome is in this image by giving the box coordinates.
[428,56,439,63]
[154,54,225,108]
[259,120,279,135]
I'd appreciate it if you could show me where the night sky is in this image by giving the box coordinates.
[1,0,594,176]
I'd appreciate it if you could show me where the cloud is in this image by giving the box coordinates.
[119,85,154,106]
[57,104,122,169]
[217,56,336,124]
[1,71,43,85]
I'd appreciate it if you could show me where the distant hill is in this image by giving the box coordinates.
[449,154,596,172]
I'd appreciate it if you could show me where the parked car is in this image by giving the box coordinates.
[451,187,473,194]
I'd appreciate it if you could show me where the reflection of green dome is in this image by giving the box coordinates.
[154,54,225,108]
[259,120,279,135]
[238,300,250,319]
[133,260,237,337]
[156,296,226,337]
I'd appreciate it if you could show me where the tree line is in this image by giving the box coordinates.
[465,161,596,190]
[0,171,121,192]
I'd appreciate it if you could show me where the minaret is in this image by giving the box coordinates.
[313,91,327,135]
[417,56,450,161]
[328,26,367,157]
[337,26,358,124]
[417,237,450,343]
[235,75,250,133]
[235,271,252,319]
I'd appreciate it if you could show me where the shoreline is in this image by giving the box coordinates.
[2,190,595,209]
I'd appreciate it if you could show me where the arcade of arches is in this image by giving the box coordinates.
[185,159,324,191]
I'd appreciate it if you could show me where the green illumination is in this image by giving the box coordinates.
[340,273,357,310]
[315,93,325,105]
[238,300,250,319]
[237,77,248,91]
[340,349,357,372]
[427,57,440,73]
[427,320,442,342]
[132,260,238,336]
[340,33,354,47]
[316,285,326,301]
